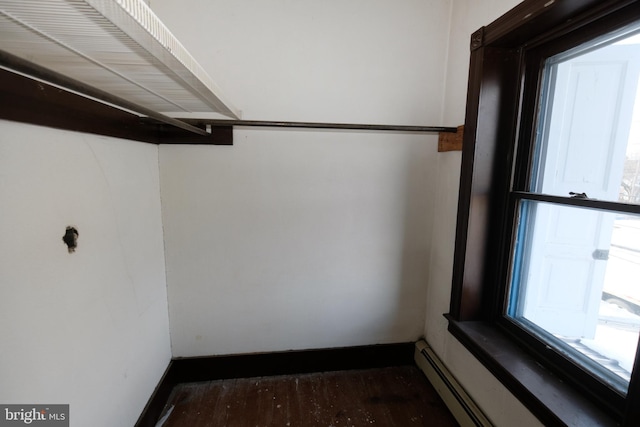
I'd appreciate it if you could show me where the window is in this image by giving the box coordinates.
[509,27,640,395]
[448,1,640,426]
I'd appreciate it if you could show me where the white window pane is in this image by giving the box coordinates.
[509,201,640,393]
[532,32,640,204]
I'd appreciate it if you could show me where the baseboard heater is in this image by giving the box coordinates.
[414,340,493,427]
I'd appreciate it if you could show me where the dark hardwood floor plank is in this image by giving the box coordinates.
[159,366,458,427]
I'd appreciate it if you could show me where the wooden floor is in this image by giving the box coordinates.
[157,365,458,426]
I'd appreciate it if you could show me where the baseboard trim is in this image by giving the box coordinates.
[414,340,492,427]
[135,342,414,427]
[134,361,177,427]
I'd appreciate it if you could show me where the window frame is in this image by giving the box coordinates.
[448,0,640,425]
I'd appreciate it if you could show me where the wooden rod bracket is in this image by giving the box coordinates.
[438,125,464,152]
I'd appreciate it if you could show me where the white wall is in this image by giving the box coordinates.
[0,2,562,426]
[0,120,171,427]
[425,0,544,426]
[153,0,450,357]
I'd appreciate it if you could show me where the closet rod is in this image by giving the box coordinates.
[183,119,458,134]
[0,50,209,137]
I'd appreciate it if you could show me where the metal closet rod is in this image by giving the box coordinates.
[2,51,456,136]
[188,119,457,133]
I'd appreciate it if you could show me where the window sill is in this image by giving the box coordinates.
[445,316,618,427]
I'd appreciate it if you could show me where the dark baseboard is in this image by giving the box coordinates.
[134,361,178,427]
[134,342,414,427]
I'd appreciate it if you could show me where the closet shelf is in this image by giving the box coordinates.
[0,0,241,132]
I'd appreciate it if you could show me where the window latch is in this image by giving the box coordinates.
[592,249,609,261]
[569,192,589,199]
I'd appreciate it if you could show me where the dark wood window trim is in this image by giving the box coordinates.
[446,319,619,426]
[448,0,640,426]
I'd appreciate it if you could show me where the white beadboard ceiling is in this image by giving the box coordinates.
[0,0,240,119]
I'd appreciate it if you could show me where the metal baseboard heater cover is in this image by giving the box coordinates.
[414,340,493,427]
[0,0,241,122]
